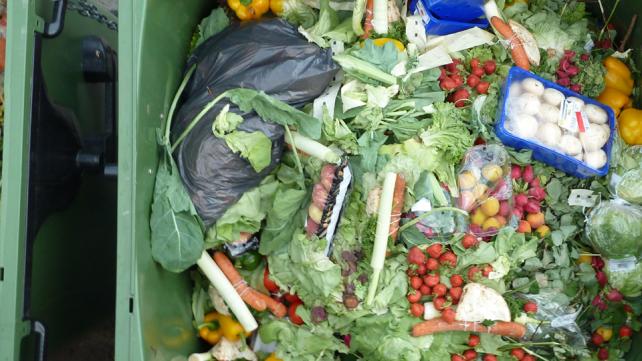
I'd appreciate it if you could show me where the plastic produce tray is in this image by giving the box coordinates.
[495,66,616,178]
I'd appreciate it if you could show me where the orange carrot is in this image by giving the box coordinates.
[362,0,374,39]
[213,251,287,318]
[412,318,527,338]
[253,291,288,318]
[490,17,530,71]
[213,251,267,312]
[389,174,406,241]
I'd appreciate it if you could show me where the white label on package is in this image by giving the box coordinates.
[559,99,590,133]
[413,1,430,24]
[568,189,598,207]
[608,257,637,273]
[313,82,342,120]
[406,16,427,49]
[330,40,345,55]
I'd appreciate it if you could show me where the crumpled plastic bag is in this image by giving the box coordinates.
[172,19,339,226]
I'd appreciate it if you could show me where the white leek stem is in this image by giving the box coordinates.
[197,251,258,332]
[371,0,389,34]
[285,131,341,164]
[366,172,397,305]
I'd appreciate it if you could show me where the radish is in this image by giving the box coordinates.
[580,53,590,62]
[476,82,490,94]
[445,62,458,73]
[472,67,484,77]
[511,164,522,179]
[570,84,582,93]
[515,193,529,207]
[451,88,470,108]
[467,74,481,88]
[451,74,464,87]
[524,199,541,214]
[566,65,579,77]
[483,60,496,75]
[556,69,569,79]
[440,77,457,90]
[470,58,480,69]
[522,165,534,183]
[606,289,623,302]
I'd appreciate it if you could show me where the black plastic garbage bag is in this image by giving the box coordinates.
[172,19,339,227]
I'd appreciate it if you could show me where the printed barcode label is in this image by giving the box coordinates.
[568,189,598,207]
[608,257,637,273]
[559,99,590,133]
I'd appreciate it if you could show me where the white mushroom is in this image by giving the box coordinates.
[509,82,523,97]
[559,134,583,155]
[515,93,541,115]
[585,104,608,124]
[539,103,561,123]
[573,153,583,162]
[537,122,562,148]
[580,126,609,152]
[585,149,608,169]
[456,283,511,322]
[543,88,565,106]
[521,78,545,96]
[509,114,539,139]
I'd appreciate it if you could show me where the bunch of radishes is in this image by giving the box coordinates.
[555,50,590,93]
[439,57,496,108]
[510,164,550,237]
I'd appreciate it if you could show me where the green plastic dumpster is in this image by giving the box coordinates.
[0,1,118,360]
[115,1,642,361]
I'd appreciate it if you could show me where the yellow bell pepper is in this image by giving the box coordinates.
[228,0,270,21]
[266,353,284,361]
[604,57,632,81]
[597,87,630,117]
[619,108,642,145]
[605,70,634,96]
[198,311,251,345]
[270,0,283,15]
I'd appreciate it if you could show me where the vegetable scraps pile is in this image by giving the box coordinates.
[151,1,642,360]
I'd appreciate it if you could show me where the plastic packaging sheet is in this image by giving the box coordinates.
[172,19,339,226]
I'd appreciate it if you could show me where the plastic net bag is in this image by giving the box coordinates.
[519,292,585,348]
[457,144,514,237]
[172,19,339,227]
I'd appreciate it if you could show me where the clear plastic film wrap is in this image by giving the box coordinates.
[519,292,585,348]
[586,200,642,297]
[609,145,642,205]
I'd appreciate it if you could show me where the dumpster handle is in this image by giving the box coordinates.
[43,0,67,38]
[33,320,47,361]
